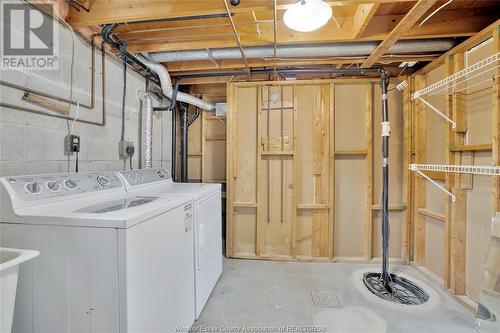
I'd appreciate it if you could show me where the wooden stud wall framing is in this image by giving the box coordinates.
[407,23,500,305]
[226,79,406,261]
[187,84,227,191]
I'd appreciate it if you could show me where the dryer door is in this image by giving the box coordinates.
[195,192,222,318]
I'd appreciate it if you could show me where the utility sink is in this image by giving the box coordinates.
[0,247,39,333]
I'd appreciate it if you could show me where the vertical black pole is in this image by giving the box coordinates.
[170,80,180,181]
[380,72,392,290]
[180,103,189,183]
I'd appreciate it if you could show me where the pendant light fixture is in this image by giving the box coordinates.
[283,0,333,32]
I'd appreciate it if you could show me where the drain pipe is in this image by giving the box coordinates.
[140,92,154,169]
[179,103,189,183]
[135,54,215,111]
[170,79,180,181]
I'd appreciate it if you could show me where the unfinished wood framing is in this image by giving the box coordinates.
[226,79,405,261]
[407,23,499,304]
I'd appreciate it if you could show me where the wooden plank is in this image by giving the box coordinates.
[364,83,373,259]
[402,74,413,263]
[205,135,227,141]
[334,150,368,156]
[292,84,298,258]
[493,25,500,213]
[450,188,467,294]
[256,85,263,257]
[352,3,380,38]
[417,208,445,222]
[68,0,416,26]
[413,75,427,265]
[449,144,492,152]
[233,202,258,208]
[22,92,70,114]
[329,83,335,259]
[261,151,294,156]
[372,204,407,211]
[297,204,330,210]
[226,83,234,256]
[361,0,438,68]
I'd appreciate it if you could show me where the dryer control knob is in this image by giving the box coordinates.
[96,176,110,188]
[46,181,61,192]
[25,182,42,194]
[64,179,77,189]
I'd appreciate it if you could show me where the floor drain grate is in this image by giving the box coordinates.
[311,290,341,308]
[363,272,429,305]
[477,303,497,322]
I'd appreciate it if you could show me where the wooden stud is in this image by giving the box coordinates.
[352,3,380,38]
[329,83,335,259]
[362,0,438,68]
[493,25,500,214]
[413,74,427,265]
[364,82,374,259]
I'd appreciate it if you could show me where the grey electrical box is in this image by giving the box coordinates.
[215,103,227,117]
[64,134,80,154]
[119,140,134,160]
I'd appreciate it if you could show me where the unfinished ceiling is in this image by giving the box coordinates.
[56,0,500,78]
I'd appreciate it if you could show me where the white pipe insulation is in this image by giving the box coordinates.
[140,92,154,168]
[135,54,215,111]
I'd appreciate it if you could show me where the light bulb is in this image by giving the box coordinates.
[283,0,333,33]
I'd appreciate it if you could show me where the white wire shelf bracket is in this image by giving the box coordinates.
[409,164,500,203]
[412,52,500,99]
[415,96,457,129]
[409,164,500,176]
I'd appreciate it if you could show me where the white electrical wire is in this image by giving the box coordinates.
[55,9,80,134]
[419,0,452,26]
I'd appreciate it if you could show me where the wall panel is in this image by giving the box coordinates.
[227,80,404,261]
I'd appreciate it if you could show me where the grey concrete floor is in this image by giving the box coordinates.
[195,259,477,333]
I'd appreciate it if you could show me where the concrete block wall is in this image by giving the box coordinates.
[0,2,171,178]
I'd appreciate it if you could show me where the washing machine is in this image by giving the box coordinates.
[0,171,195,333]
[117,168,222,318]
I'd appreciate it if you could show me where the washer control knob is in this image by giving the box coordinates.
[64,179,77,189]
[127,174,136,183]
[156,169,166,179]
[46,181,61,192]
[96,176,110,188]
[25,182,42,194]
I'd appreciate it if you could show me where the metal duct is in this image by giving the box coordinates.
[135,54,215,111]
[141,92,154,169]
[148,39,456,63]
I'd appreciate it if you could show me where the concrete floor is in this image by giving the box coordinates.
[195,259,477,333]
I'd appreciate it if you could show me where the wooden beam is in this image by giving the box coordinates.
[493,25,500,213]
[68,0,415,27]
[352,3,379,38]
[417,208,445,223]
[449,144,492,152]
[361,0,438,68]
[413,74,427,265]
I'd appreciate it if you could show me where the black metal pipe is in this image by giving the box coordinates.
[187,108,200,128]
[380,72,391,291]
[101,24,159,81]
[170,79,180,181]
[176,67,385,79]
[179,103,189,183]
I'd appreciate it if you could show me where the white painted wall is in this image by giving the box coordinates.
[0,2,171,178]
